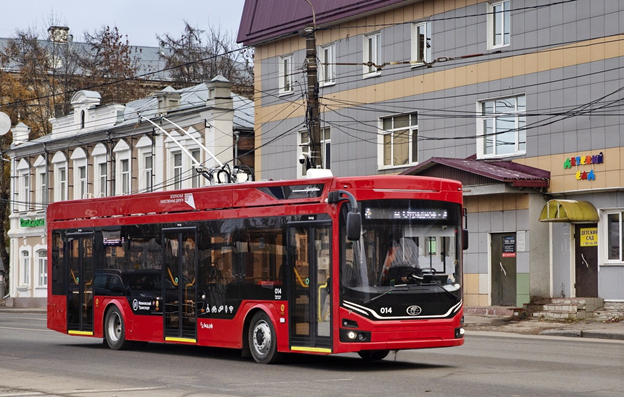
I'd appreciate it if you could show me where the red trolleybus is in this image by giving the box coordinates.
[47,175,467,363]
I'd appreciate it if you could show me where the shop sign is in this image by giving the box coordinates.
[20,218,45,227]
[563,152,603,181]
[580,228,598,247]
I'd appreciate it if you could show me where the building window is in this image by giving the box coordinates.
[297,131,310,178]
[379,112,418,168]
[321,127,331,170]
[52,152,68,203]
[98,162,107,197]
[59,167,67,201]
[412,22,432,65]
[20,171,30,212]
[319,43,335,86]
[191,150,201,189]
[38,250,47,287]
[488,0,510,49]
[38,170,47,207]
[279,54,293,94]
[144,154,153,192]
[363,32,381,77]
[22,250,30,285]
[173,152,182,190]
[77,165,87,199]
[477,95,526,158]
[121,159,130,195]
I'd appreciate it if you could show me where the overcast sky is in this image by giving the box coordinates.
[0,0,247,46]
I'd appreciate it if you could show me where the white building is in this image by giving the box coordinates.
[5,76,253,308]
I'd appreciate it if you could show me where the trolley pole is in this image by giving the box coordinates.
[304,26,321,169]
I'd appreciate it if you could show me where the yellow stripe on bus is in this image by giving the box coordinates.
[290,346,332,353]
[68,330,94,336]
[165,337,197,344]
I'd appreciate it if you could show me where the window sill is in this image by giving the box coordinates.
[363,71,381,79]
[319,81,336,88]
[488,43,510,51]
[278,90,294,97]
[602,262,624,267]
[377,163,418,171]
[477,152,526,160]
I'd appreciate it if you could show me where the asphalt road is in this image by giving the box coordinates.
[0,313,623,397]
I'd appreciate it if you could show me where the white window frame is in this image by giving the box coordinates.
[144,153,154,192]
[37,250,47,287]
[378,112,419,169]
[411,21,432,65]
[51,152,68,203]
[320,127,331,170]
[363,32,381,78]
[297,131,311,179]
[34,156,47,210]
[71,148,88,200]
[136,135,154,193]
[319,43,336,86]
[279,54,294,95]
[21,249,30,286]
[92,143,108,198]
[172,152,183,190]
[121,159,130,195]
[191,149,201,189]
[16,159,30,212]
[113,140,131,196]
[487,0,510,50]
[476,95,526,159]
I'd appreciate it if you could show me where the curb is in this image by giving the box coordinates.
[539,329,624,340]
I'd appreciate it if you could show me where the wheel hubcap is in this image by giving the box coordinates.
[108,313,121,343]
[252,320,271,356]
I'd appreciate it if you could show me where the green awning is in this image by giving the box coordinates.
[539,200,599,223]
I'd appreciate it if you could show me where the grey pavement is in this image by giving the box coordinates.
[464,314,624,341]
[1,304,623,341]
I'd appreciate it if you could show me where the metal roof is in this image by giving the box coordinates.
[401,157,550,188]
[237,0,413,45]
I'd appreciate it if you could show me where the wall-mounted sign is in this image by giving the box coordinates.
[502,236,516,258]
[563,152,603,181]
[20,218,45,227]
[580,228,598,247]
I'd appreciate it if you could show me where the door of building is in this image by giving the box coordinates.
[574,224,598,297]
[491,233,517,306]
[66,233,94,335]
[287,221,332,353]
[163,228,197,343]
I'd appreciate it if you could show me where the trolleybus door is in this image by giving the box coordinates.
[163,228,197,343]
[287,222,332,352]
[66,233,94,335]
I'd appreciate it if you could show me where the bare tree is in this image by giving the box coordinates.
[77,25,152,104]
[157,22,254,98]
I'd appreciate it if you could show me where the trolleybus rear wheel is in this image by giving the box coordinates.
[358,350,390,361]
[104,306,132,350]
[248,311,280,364]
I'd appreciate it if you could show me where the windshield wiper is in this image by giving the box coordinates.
[365,284,409,303]
[425,282,460,301]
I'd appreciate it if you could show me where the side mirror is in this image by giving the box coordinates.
[346,212,361,241]
[462,229,469,250]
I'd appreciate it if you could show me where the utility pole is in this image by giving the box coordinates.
[302,1,321,169]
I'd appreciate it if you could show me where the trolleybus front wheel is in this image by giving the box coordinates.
[358,350,390,361]
[248,311,280,364]
[104,306,133,350]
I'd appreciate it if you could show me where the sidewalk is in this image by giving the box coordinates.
[464,314,624,341]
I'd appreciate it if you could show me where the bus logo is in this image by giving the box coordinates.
[406,305,422,316]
